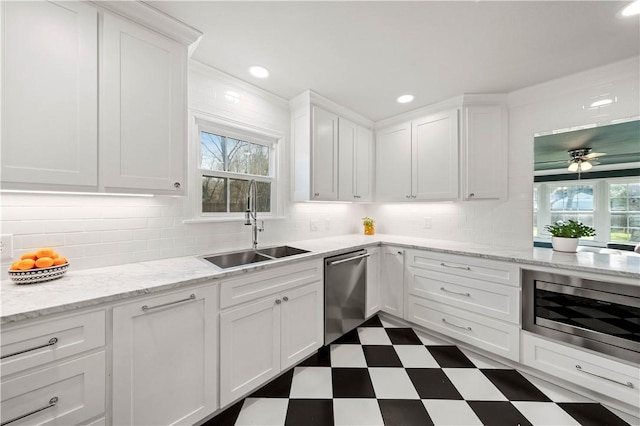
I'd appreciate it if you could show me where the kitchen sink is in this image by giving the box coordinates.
[203,245,310,269]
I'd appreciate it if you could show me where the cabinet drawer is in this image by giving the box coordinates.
[406,249,519,287]
[408,267,520,323]
[220,259,322,309]
[521,333,639,407]
[1,310,105,377]
[1,351,106,426]
[408,296,519,361]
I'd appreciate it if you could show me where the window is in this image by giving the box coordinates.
[198,125,276,216]
[534,177,640,245]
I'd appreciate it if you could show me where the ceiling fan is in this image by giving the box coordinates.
[567,148,606,172]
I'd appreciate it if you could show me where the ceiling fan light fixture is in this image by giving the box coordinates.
[580,160,593,171]
[568,162,580,172]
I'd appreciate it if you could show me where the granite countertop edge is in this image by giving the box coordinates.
[2,234,638,325]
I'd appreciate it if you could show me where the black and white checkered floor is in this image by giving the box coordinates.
[205,315,635,426]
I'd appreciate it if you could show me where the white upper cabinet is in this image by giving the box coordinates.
[376,109,459,201]
[1,1,98,191]
[338,118,373,201]
[412,109,459,201]
[375,122,412,201]
[463,104,508,200]
[291,90,374,202]
[100,13,187,195]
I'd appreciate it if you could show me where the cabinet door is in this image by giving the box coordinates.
[112,286,218,426]
[220,297,280,407]
[1,1,98,189]
[376,122,412,201]
[338,117,357,201]
[280,282,324,370]
[464,105,507,200]
[366,246,381,317]
[412,110,459,201]
[380,246,405,317]
[355,125,373,201]
[100,13,186,194]
[311,105,338,200]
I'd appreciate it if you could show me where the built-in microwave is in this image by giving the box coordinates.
[522,269,640,364]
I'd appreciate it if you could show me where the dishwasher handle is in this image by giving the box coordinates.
[328,252,370,266]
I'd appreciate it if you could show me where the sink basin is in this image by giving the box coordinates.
[202,245,310,269]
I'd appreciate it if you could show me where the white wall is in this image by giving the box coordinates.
[369,57,640,248]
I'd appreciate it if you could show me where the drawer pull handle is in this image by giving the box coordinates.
[442,318,472,331]
[575,365,634,388]
[1,337,58,360]
[142,294,196,312]
[440,262,471,271]
[1,396,58,426]
[440,287,471,297]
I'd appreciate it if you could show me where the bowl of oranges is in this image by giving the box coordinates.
[9,248,69,285]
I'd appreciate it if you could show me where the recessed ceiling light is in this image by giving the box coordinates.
[621,0,640,16]
[249,65,270,79]
[397,94,414,104]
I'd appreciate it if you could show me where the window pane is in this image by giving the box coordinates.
[200,132,225,171]
[629,214,640,227]
[202,176,226,212]
[249,144,270,176]
[610,198,627,211]
[610,228,631,242]
[227,139,250,174]
[611,214,628,228]
[549,185,593,211]
[229,179,249,213]
[256,181,271,212]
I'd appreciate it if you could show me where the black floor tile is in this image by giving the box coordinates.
[249,368,294,398]
[386,327,423,345]
[299,345,331,367]
[427,345,476,368]
[482,369,552,402]
[331,368,376,398]
[332,327,360,344]
[378,399,434,426]
[285,399,334,426]
[468,401,533,426]
[558,403,631,426]
[361,315,384,327]
[363,345,403,367]
[201,399,242,426]
[406,368,464,399]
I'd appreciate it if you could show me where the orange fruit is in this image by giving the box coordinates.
[35,257,54,268]
[53,257,67,266]
[51,251,59,259]
[35,248,55,259]
[17,259,36,270]
[20,252,37,260]
[10,261,20,270]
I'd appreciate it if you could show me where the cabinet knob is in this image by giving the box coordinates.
[283,296,289,302]
[406,195,411,199]
[411,195,416,199]
[174,182,181,189]
[468,193,475,198]
[397,251,403,255]
[275,299,281,305]
[314,192,320,197]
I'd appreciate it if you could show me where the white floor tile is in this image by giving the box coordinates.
[379,317,403,328]
[235,398,289,426]
[459,348,510,369]
[333,398,385,426]
[519,373,592,403]
[369,367,420,399]
[289,366,333,399]
[416,331,450,346]
[394,345,441,368]
[330,344,367,367]
[358,327,392,345]
[422,400,483,426]
[443,368,508,401]
[512,401,581,426]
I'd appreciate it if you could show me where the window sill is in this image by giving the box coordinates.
[183,216,287,224]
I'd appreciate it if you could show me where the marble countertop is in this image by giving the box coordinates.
[2,234,639,325]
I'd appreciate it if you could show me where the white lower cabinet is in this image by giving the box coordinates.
[365,246,381,317]
[521,332,640,408]
[112,285,218,426]
[380,246,405,317]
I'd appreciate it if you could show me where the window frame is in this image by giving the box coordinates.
[534,176,640,246]
[188,113,282,222]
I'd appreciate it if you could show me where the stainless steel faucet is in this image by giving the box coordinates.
[244,179,264,249]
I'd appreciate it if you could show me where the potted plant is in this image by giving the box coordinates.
[544,220,596,252]
[362,217,375,235]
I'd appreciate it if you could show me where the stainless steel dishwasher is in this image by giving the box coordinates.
[324,249,369,345]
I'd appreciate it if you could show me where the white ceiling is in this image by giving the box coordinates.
[149,1,640,122]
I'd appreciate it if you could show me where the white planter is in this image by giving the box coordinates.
[551,237,579,253]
